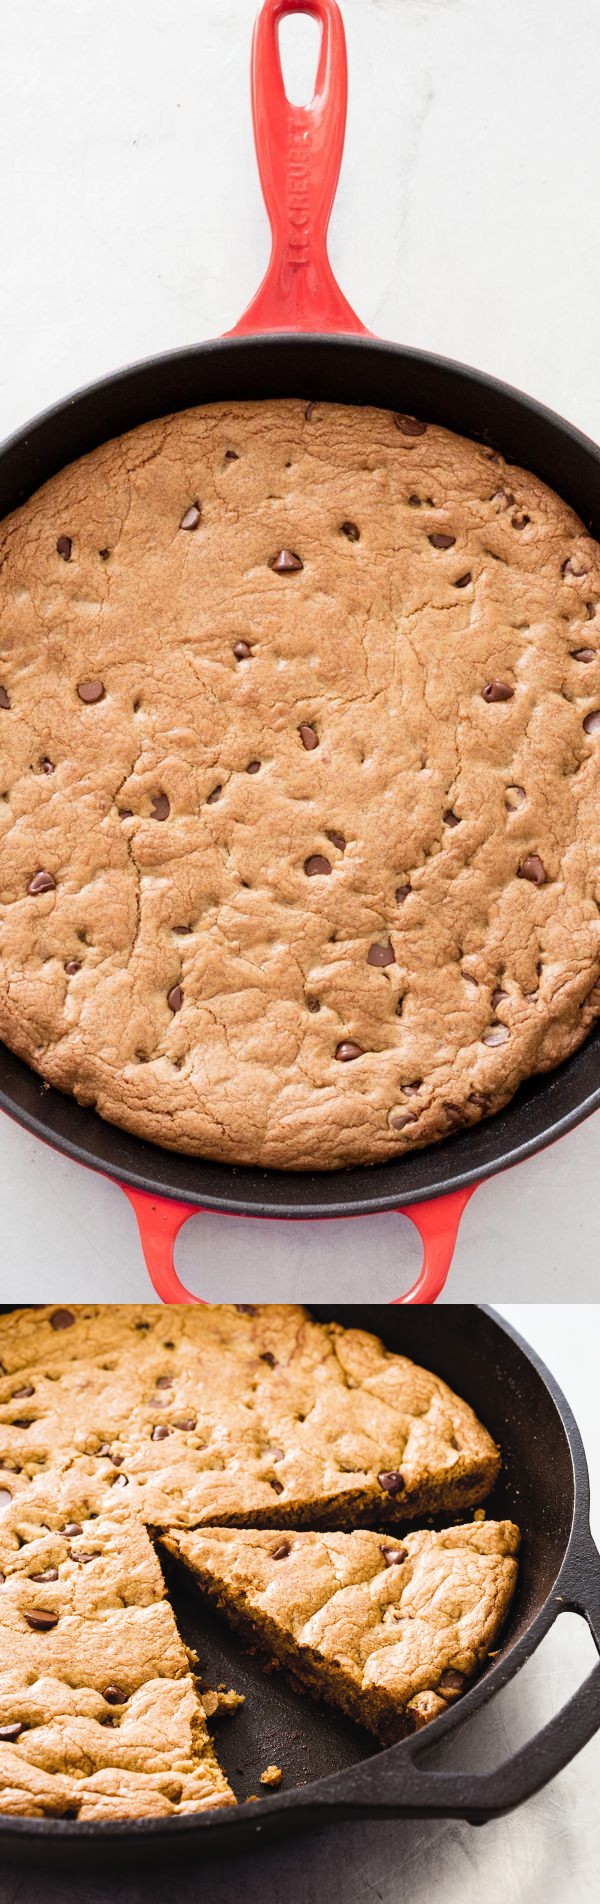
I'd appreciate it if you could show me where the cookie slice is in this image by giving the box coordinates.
[163,1521,519,1744]
[0,1483,235,1820]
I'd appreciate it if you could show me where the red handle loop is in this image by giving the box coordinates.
[229,0,368,336]
[121,1183,478,1305]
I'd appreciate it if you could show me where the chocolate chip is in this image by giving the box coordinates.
[377,1470,406,1496]
[180,503,201,531]
[395,415,427,436]
[482,1023,510,1046]
[233,641,251,659]
[99,548,110,560]
[151,792,170,821]
[491,987,508,1008]
[367,940,395,967]
[438,1669,466,1695]
[151,1425,170,1441]
[272,1541,290,1559]
[65,960,81,975]
[75,1550,101,1564]
[173,924,192,935]
[111,1474,128,1488]
[0,1490,11,1509]
[103,1685,127,1705]
[206,785,221,804]
[13,1419,34,1430]
[389,1111,417,1131]
[267,1448,284,1462]
[562,556,586,577]
[518,855,547,885]
[583,710,600,735]
[269,549,303,574]
[492,489,515,507]
[304,855,332,876]
[246,759,261,774]
[0,686,11,709]
[298,724,318,750]
[224,450,239,462]
[326,830,346,852]
[172,1416,196,1431]
[27,870,56,895]
[395,883,410,903]
[77,679,105,703]
[13,1385,34,1398]
[167,984,183,1012]
[24,1610,59,1630]
[269,1479,283,1494]
[29,1568,59,1583]
[155,1376,173,1389]
[381,1546,407,1566]
[110,1453,124,1467]
[586,602,598,619]
[443,809,461,827]
[306,996,320,1012]
[50,1309,75,1330]
[40,757,54,773]
[118,808,133,819]
[235,1305,257,1314]
[482,681,514,702]
[97,1443,112,1455]
[570,648,596,662]
[505,785,526,809]
[335,1041,363,1061]
[62,1523,83,1537]
[56,535,72,560]
[428,532,456,550]
[305,403,315,420]
[454,572,472,588]
[260,1352,276,1367]
[511,513,530,530]
[340,521,360,541]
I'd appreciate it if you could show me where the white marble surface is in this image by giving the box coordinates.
[1,0,600,1300]
[0,1305,598,1904]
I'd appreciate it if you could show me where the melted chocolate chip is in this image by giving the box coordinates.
[103,1684,127,1705]
[428,532,456,550]
[151,1425,170,1441]
[30,1568,59,1583]
[246,760,261,774]
[438,1669,466,1695]
[151,792,170,821]
[511,513,530,530]
[49,1310,75,1331]
[482,681,514,702]
[381,1546,407,1566]
[298,724,318,750]
[269,549,303,574]
[27,870,56,895]
[77,679,105,703]
[570,648,596,662]
[583,710,600,735]
[518,855,547,885]
[326,830,346,852]
[395,883,411,904]
[64,960,81,975]
[335,1041,363,1061]
[0,1723,24,1741]
[340,521,360,541]
[24,1610,59,1630]
[443,809,461,827]
[75,1550,101,1564]
[155,1376,173,1389]
[304,855,332,876]
[491,987,508,1008]
[63,1523,83,1537]
[389,1110,417,1131]
[172,1416,196,1431]
[367,940,395,967]
[167,984,183,1013]
[0,686,11,709]
[233,641,251,660]
[56,535,72,560]
[394,415,427,436]
[180,504,201,531]
[377,1470,406,1496]
[272,1541,290,1559]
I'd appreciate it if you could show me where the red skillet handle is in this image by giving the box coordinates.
[229,0,368,336]
[121,1183,478,1304]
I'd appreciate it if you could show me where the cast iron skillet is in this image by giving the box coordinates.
[0,1303,598,1870]
[1,0,600,1301]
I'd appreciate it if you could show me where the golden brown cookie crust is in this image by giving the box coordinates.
[1,401,599,1167]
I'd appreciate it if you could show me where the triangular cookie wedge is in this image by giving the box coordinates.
[163,1521,519,1744]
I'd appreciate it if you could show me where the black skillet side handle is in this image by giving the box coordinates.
[337,1531,600,1824]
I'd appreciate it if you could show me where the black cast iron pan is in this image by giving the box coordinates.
[0,0,599,1302]
[0,1303,598,1868]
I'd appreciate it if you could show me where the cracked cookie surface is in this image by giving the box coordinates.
[1,400,600,1166]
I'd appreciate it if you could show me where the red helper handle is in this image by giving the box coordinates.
[121,1184,478,1305]
[229,0,368,336]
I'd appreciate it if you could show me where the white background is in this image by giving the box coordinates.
[0,1303,598,1904]
[1,0,600,1298]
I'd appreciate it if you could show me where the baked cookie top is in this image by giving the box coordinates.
[1,399,599,1168]
[0,1303,499,1528]
[164,1521,519,1743]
